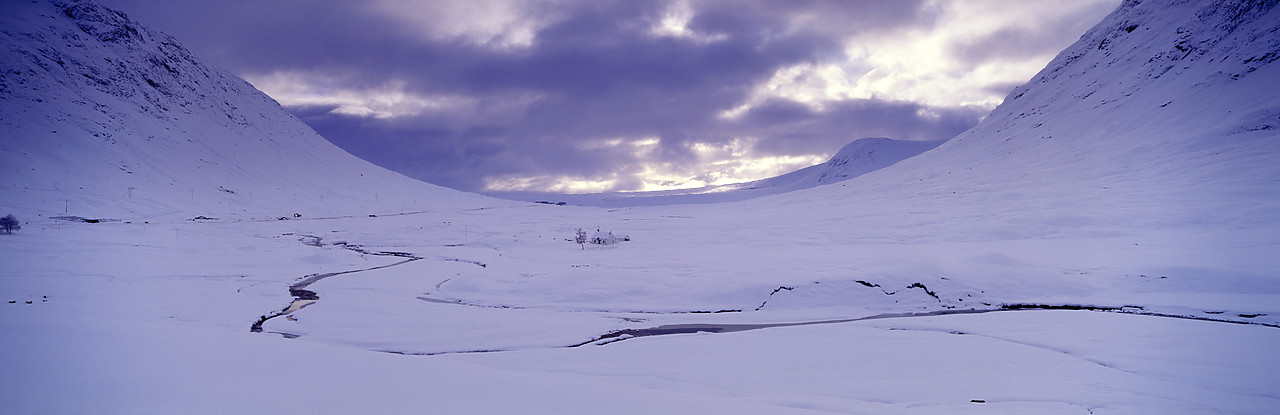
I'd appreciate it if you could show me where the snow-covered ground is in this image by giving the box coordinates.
[3,0,1279,413]
[4,210,1278,414]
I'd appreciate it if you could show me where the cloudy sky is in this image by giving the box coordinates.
[100,0,1119,194]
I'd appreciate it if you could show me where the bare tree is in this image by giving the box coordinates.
[0,214,20,234]
[574,228,587,249]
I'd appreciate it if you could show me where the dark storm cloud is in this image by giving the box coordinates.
[98,0,1011,192]
[101,1,895,93]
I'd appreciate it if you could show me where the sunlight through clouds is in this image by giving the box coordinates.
[365,0,554,50]
[246,72,466,119]
[483,174,620,194]
[723,0,1118,117]
[841,0,1118,108]
[650,0,728,44]
[625,152,828,193]
[484,136,828,193]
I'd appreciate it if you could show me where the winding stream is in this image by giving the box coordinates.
[571,304,1279,347]
[250,235,422,333]
[251,235,1276,355]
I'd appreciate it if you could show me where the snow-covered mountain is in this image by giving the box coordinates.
[488,137,945,207]
[710,0,1280,320]
[758,0,1280,229]
[0,0,487,221]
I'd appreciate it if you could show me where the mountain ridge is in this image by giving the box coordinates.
[1,0,488,220]
[750,0,1280,235]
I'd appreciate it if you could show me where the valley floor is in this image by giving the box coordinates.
[2,203,1278,414]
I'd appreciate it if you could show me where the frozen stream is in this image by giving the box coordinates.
[573,305,1280,347]
[252,235,1279,353]
[250,234,421,333]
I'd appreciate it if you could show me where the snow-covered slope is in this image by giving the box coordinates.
[488,137,945,207]
[758,0,1280,231]
[696,0,1280,320]
[0,0,489,221]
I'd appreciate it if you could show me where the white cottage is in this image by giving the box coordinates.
[591,230,618,245]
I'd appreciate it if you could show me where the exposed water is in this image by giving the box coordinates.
[571,305,1278,347]
[250,234,422,333]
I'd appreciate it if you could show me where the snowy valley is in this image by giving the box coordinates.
[2,0,1279,414]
